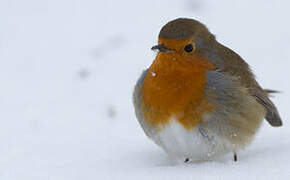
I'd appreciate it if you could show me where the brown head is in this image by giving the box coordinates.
[151,18,220,67]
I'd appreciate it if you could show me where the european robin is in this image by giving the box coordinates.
[133,18,282,163]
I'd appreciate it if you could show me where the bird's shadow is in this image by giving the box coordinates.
[124,140,290,167]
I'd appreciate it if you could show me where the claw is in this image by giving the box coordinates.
[234,152,237,162]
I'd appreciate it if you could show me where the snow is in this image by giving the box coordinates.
[0,0,289,179]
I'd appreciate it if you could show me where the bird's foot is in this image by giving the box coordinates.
[234,152,237,162]
[184,158,190,163]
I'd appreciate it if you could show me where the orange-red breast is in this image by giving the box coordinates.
[133,18,282,163]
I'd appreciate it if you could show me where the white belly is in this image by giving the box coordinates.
[152,118,235,163]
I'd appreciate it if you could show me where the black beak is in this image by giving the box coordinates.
[151,44,173,53]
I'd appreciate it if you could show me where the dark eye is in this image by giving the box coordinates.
[184,44,193,52]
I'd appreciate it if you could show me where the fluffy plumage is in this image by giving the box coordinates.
[133,18,282,162]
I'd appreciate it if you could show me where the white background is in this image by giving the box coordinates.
[0,0,289,179]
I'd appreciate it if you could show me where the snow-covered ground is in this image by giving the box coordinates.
[0,0,289,179]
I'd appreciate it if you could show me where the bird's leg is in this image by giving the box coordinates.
[184,158,190,163]
[233,152,237,162]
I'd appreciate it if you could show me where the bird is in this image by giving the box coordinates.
[133,18,282,163]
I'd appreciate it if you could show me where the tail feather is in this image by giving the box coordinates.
[264,89,281,94]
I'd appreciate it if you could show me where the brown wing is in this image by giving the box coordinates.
[214,42,282,127]
[252,88,282,126]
